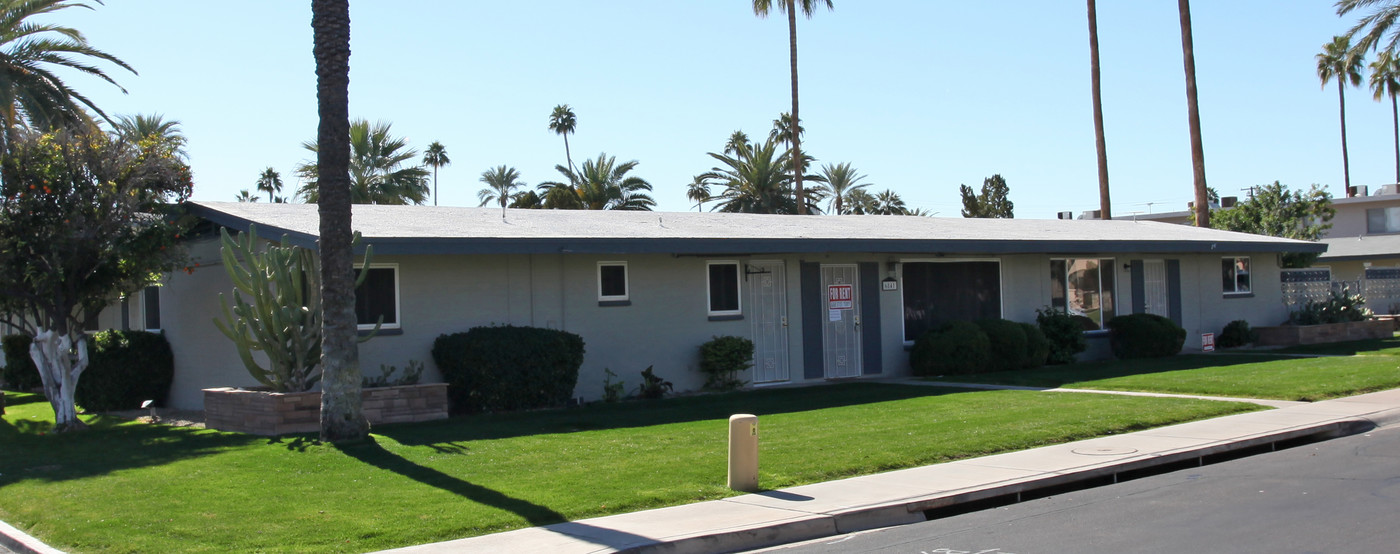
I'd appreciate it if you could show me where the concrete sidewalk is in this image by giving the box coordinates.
[378,388,1400,554]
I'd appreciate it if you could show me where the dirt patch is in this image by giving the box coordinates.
[102,408,206,429]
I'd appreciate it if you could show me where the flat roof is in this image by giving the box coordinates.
[1319,234,1400,261]
[188,201,1327,256]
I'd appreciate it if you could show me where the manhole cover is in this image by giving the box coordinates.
[1071,447,1138,456]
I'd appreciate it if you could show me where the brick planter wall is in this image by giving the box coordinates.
[1253,319,1394,347]
[203,383,449,436]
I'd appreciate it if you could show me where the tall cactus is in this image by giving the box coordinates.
[213,225,377,392]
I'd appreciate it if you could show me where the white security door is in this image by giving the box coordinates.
[1143,260,1169,317]
[747,261,789,383]
[821,264,862,379]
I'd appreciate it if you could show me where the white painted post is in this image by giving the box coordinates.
[728,414,759,492]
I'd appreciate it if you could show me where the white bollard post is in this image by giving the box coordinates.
[728,414,759,492]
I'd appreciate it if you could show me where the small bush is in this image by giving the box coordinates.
[362,360,424,388]
[2,334,41,391]
[75,330,175,411]
[1019,322,1050,369]
[1290,288,1372,325]
[601,369,624,403]
[432,325,585,414]
[636,365,673,400]
[1217,320,1256,348]
[910,321,991,376]
[1036,307,1088,365]
[975,318,1028,372]
[698,336,753,390]
[1107,313,1186,359]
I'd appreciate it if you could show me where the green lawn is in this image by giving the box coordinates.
[1274,334,1400,357]
[932,353,1400,401]
[0,384,1259,553]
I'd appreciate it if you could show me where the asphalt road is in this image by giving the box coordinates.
[762,424,1400,554]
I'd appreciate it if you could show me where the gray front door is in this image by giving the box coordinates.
[821,264,862,379]
[747,260,789,383]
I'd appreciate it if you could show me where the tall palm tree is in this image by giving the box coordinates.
[873,189,908,215]
[537,153,655,211]
[1318,35,1365,196]
[811,162,870,215]
[422,141,450,206]
[296,119,431,205]
[1337,0,1400,54]
[769,112,804,146]
[234,189,260,202]
[752,0,833,215]
[1373,51,1400,183]
[548,104,577,177]
[255,167,283,203]
[477,165,525,208]
[844,188,877,214]
[1178,0,1211,226]
[311,0,366,442]
[113,113,185,157]
[1087,0,1111,220]
[724,130,750,160]
[702,137,822,214]
[0,0,136,148]
[686,175,711,212]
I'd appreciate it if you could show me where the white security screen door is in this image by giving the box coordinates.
[1143,260,1169,317]
[747,261,789,383]
[821,264,862,379]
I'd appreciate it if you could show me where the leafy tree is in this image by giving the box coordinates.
[1318,35,1365,195]
[1178,0,1210,227]
[701,137,823,214]
[477,165,525,208]
[1372,50,1400,183]
[235,189,259,202]
[1210,181,1335,268]
[311,0,366,441]
[0,0,135,148]
[686,175,711,212]
[1087,0,1111,219]
[113,114,185,158]
[959,174,1014,218]
[811,162,870,214]
[752,0,833,215]
[422,141,449,206]
[537,153,655,210]
[508,190,542,209]
[255,167,285,203]
[1338,0,1400,54]
[0,128,191,432]
[296,119,430,205]
[548,104,577,177]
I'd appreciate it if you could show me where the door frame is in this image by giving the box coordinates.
[747,260,790,384]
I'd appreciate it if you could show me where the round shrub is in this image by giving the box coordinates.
[1217,320,1256,348]
[698,335,753,390]
[75,330,175,411]
[1036,307,1088,365]
[1107,313,1186,359]
[975,318,1028,372]
[1019,322,1050,369]
[910,321,991,376]
[432,325,585,414]
[2,334,41,391]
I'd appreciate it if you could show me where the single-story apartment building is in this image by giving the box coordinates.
[128,202,1323,410]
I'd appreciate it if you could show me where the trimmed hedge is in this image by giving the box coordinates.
[75,330,175,411]
[1217,319,1256,348]
[1019,322,1050,369]
[1107,313,1186,359]
[698,335,753,390]
[975,318,1028,372]
[2,334,41,391]
[1036,308,1088,365]
[910,321,991,376]
[432,325,584,414]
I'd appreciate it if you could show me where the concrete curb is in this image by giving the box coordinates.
[0,519,62,554]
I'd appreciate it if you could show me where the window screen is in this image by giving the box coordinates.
[599,264,627,299]
[354,267,398,326]
[143,286,161,330]
[902,261,1001,341]
[708,263,739,313]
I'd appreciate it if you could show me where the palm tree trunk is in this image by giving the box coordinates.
[432,165,438,206]
[1392,92,1398,184]
[563,135,575,180]
[1088,0,1111,220]
[787,1,806,215]
[1178,0,1210,227]
[1339,81,1352,195]
[312,0,367,442]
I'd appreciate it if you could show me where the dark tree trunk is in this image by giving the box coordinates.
[1088,0,1111,220]
[1339,80,1352,195]
[312,0,367,442]
[1178,0,1210,227]
[1392,92,1398,184]
[787,2,805,215]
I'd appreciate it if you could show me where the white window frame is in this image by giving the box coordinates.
[356,263,401,331]
[597,261,630,302]
[706,260,742,317]
[898,257,1004,344]
[1223,256,1251,296]
[140,285,162,332]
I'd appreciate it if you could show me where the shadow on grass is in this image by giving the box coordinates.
[934,353,1303,389]
[380,382,963,447]
[336,437,657,549]
[1273,335,1400,356]
[1,391,46,407]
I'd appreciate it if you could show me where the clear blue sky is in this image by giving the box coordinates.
[48,1,1395,218]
